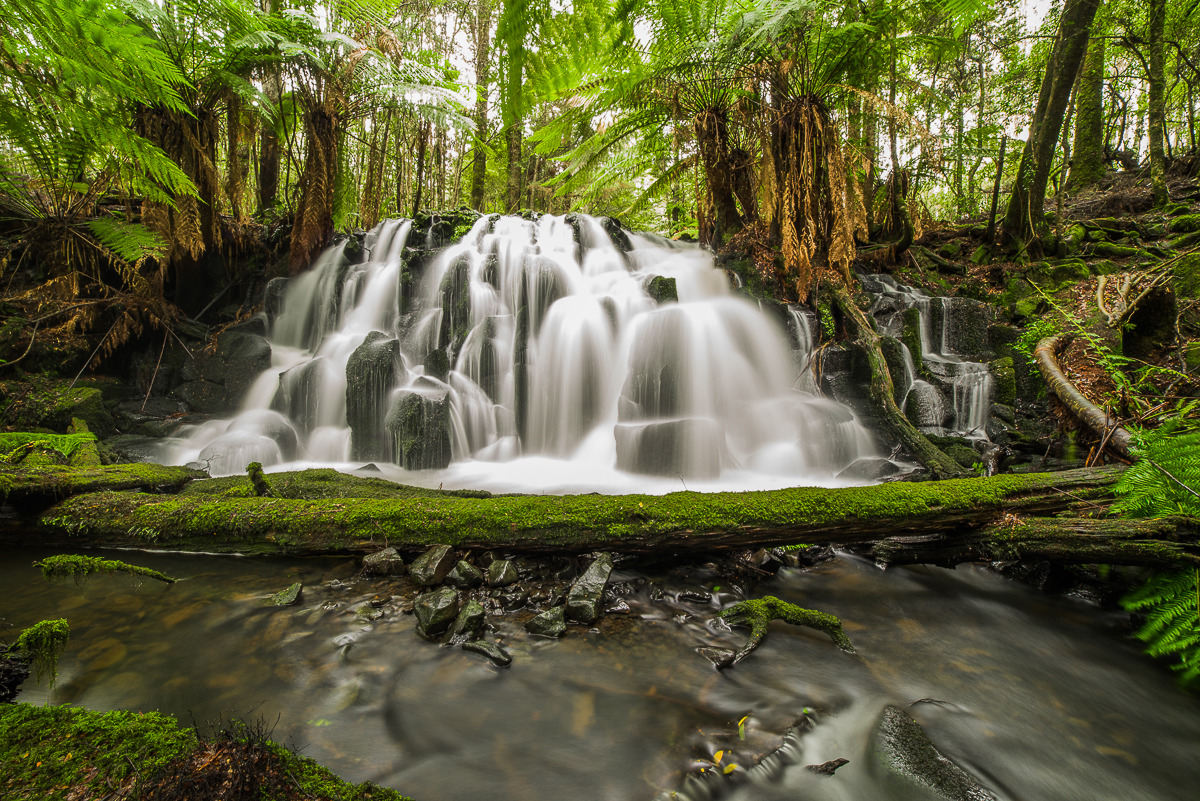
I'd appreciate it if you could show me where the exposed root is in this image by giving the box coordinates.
[719,596,855,667]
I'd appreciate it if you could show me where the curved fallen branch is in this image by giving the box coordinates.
[719,596,854,667]
[34,554,177,584]
[1034,335,1134,461]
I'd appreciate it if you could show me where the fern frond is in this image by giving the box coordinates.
[1122,568,1200,688]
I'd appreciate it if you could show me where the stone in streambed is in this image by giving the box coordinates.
[697,647,736,669]
[525,605,566,638]
[410,544,455,585]
[870,705,996,800]
[362,547,405,576]
[487,559,519,588]
[266,583,302,606]
[447,599,486,643]
[462,640,512,667]
[445,560,484,589]
[414,587,460,636]
[566,553,613,624]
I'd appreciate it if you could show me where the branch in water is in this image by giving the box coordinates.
[719,596,855,667]
[34,554,178,584]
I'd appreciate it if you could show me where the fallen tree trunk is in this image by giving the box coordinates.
[1034,334,1135,460]
[23,465,1198,568]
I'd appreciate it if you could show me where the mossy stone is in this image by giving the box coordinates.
[486,559,519,588]
[414,587,460,635]
[267,582,302,606]
[1170,213,1200,233]
[445,560,483,589]
[566,552,613,624]
[346,332,402,461]
[362,546,405,576]
[525,605,567,638]
[1089,259,1120,276]
[462,640,512,667]
[989,357,1015,406]
[646,275,678,304]
[410,544,455,586]
[970,246,991,265]
[1172,253,1200,299]
[869,705,995,801]
[447,599,485,642]
[880,336,910,405]
[944,445,979,469]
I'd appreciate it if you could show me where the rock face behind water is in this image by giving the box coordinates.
[409,544,455,586]
[346,332,403,461]
[870,705,996,801]
[386,379,452,470]
[614,419,722,480]
[414,587,460,636]
[567,553,614,624]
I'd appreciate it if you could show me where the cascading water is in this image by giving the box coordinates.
[860,274,994,439]
[166,214,878,492]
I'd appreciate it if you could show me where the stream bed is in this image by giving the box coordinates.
[3,547,1197,801]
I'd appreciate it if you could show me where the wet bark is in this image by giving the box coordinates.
[470,1,492,211]
[288,108,338,275]
[1070,35,1106,189]
[1148,0,1169,207]
[694,106,742,243]
[1002,0,1101,250]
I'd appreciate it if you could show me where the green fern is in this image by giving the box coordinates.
[1122,569,1200,687]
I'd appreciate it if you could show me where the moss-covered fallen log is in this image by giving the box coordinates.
[24,466,1157,560]
[0,463,205,509]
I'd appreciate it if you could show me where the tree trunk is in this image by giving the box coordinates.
[288,108,338,275]
[1148,0,1169,207]
[505,122,522,212]
[729,148,758,223]
[470,1,491,211]
[225,93,251,222]
[830,283,968,478]
[412,121,429,217]
[1002,0,1101,251]
[1070,34,1106,188]
[257,0,282,217]
[694,106,742,242]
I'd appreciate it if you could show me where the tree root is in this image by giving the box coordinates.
[1033,335,1134,460]
[719,596,855,667]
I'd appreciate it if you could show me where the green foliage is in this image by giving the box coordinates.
[34,554,178,584]
[0,432,97,462]
[5,619,70,683]
[1113,422,1200,518]
[1015,313,1062,366]
[1122,568,1200,687]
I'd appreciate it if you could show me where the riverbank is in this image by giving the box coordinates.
[0,702,408,800]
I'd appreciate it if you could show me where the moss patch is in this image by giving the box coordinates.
[182,467,494,501]
[0,704,410,801]
[0,462,204,508]
[720,596,854,665]
[34,554,177,584]
[35,467,1123,555]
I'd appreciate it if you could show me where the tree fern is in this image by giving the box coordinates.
[1123,568,1200,687]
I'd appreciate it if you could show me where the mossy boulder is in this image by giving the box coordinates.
[1029,260,1088,289]
[880,336,911,405]
[385,379,452,470]
[1089,259,1121,276]
[936,241,963,260]
[1169,214,1200,234]
[869,705,996,800]
[0,380,113,438]
[646,274,678,304]
[346,332,403,461]
[1172,252,1200,299]
[988,356,1015,406]
[437,255,473,353]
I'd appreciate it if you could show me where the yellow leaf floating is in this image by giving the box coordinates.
[724,764,738,774]
[713,750,724,763]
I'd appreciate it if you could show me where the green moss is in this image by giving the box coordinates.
[6,619,69,683]
[0,432,98,462]
[0,704,411,801]
[1173,252,1200,300]
[247,461,273,497]
[34,554,177,584]
[36,467,1121,555]
[0,462,204,507]
[0,377,112,437]
[646,275,678,304]
[182,468,492,501]
[720,596,854,664]
[1170,214,1200,234]
[989,356,1015,405]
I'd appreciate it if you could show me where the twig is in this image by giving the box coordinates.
[164,324,194,360]
[68,315,122,390]
[0,319,39,367]
[1146,457,1200,501]
[141,330,168,412]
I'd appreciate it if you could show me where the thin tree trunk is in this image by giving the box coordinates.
[257,0,282,216]
[1148,0,1169,206]
[1070,34,1106,188]
[694,106,742,243]
[470,2,491,211]
[412,121,429,217]
[1002,0,1101,251]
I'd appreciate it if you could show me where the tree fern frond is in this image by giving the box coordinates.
[1123,568,1200,688]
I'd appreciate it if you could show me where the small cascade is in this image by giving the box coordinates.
[168,214,880,491]
[860,273,994,439]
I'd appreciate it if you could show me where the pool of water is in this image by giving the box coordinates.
[2,548,1197,800]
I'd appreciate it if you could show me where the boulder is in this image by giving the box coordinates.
[614,418,722,480]
[409,544,455,586]
[646,275,678,304]
[445,560,484,589]
[362,547,405,576]
[264,277,289,327]
[870,705,996,801]
[346,332,402,461]
[837,457,903,482]
[566,553,613,624]
[447,599,486,643]
[267,582,302,606]
[386,380,452,470]
[414,587,460,636]
[525,605,567,638]
[487,559,519,588]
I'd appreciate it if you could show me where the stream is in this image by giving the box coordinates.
[3,547,1197,800]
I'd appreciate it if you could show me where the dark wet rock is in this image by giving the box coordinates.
[462,640,512,667]
[806,758,850,776]
[386,380,452,470]
[566,553,614,624]
[614,418,722,480]
[267,582,302,606]
[698,647,736,669]
[525,605,567,638]
[487,559,519,588]
[346,331,403,461]
[749,549,783,574]
[478,550,501,569]
[359,463,381,472]
[361,547,405,576]
[499,587,528,610]
[264,277,289,326]
[646,274,678,304]
[604,600,631,614]
[870,705,996,801]
[369,594,390,608]
[410,544,455,586]
[447,599,486,643]
[678,589,712,604]
[837,457,903,482]
[0,653,32,703]
[445,560,484,589]
[414,587,460,635]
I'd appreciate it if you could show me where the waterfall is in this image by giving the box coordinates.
[860,273,994,439]
[166,215,879,492]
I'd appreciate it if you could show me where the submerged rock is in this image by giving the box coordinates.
[870,705,996,801]
[697,647,736,669]
[361,547,405,576]
[414,587,460,636]
[806,758,850,776]
[445,560,484,589]
[409,544,455,586]
[525,605,566,638]
[566,553,614,624]
[386,380,452,470]
[267,582,302,606]
[462,640,512,667]
[487,559,519,588]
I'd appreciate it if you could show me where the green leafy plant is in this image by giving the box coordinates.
[0,432,97,462]
[5,619,70,683]
[1122,568,1200,687]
